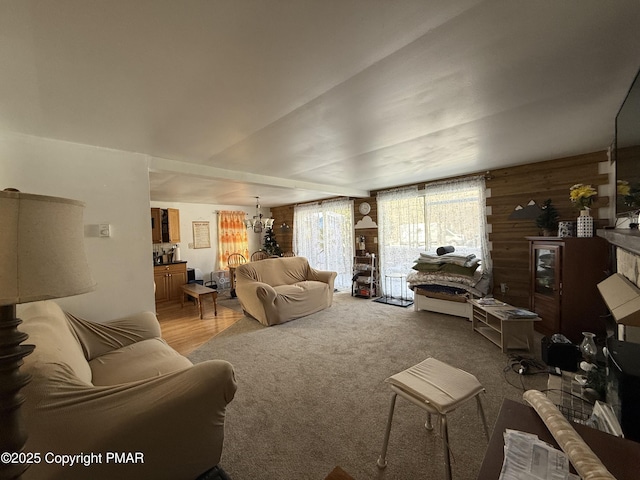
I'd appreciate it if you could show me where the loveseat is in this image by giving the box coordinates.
[235,256,337,326]
[18,300,236,480]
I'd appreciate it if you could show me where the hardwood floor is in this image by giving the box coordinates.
[156,298,244,356]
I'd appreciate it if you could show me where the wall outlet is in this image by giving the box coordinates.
[500,283,509,294]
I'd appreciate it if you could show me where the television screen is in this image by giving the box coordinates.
[615,68,640,218]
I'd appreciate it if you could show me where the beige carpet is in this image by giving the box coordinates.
[189,292,547,480]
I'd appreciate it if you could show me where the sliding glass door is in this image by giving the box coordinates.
[377,177,491,297]
[293,198,354,290]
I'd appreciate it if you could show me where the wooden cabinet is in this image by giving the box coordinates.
[151,208,180,244]
[154,262,187,303]
[352,255,377,298]
[527,237,610,343]
[151,208,162,243]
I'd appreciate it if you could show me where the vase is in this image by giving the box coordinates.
[576,209,593,237]
[580,332,597,364]
[558,221,575,237]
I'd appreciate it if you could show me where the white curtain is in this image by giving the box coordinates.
[377,177,492,297]
[424,176,492,273]
[377,186,426,297]
[293,198,354,290]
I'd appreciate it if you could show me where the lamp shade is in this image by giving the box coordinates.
[0,189,96,305]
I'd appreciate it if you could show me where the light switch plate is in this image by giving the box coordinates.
[99,224,111,237]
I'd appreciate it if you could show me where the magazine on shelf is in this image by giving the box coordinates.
[493,308,538,319]
[476,297,506,306]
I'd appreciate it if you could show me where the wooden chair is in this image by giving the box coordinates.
[227,253,247,268]
[227,253,247,297]
[250,251,269,261]
[282,251,295,257]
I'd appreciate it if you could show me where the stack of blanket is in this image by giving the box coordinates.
[407,251,490,300]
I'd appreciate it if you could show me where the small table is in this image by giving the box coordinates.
[469,299,540,352]
[477,398,640,479]
[181,283,218,319]
[376,273,413,307]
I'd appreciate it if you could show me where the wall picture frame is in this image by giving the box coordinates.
[192,221,211,249]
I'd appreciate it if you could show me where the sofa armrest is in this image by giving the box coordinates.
[66,311,162,361]
[308,267,337,289]
[25,359,237,480]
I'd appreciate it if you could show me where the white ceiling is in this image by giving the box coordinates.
[2,0,640,207]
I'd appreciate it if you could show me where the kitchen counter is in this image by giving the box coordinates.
[153,260,187,266]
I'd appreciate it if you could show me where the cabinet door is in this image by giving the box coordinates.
[169,271,187,300]
[530,243,561,335]
[154,271,169,302]
[151,208,162,244]
[167,208,181,243]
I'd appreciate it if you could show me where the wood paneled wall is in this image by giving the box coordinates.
[487,150,609,307]
[269,204,294,254]
[270,150,611,308]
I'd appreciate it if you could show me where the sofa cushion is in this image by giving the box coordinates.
[89,338,193,385]
[19,300,93,384]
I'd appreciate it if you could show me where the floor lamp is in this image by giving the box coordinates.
[0,189,95,479]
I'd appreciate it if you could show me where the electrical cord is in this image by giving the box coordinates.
[502,355,549,392]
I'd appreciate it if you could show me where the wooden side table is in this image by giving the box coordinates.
[181,283,218,319]
[478,399,640,479]
[469,299,540,352]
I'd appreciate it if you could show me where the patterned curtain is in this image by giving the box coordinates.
[217,211,249,270]
[293,198,354,290]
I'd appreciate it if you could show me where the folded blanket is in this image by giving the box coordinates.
[412,261,479,277]
[416,252,478,267]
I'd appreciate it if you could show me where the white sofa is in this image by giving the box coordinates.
[18,300,236,480]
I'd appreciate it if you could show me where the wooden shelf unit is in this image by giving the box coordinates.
[470,299,540,353]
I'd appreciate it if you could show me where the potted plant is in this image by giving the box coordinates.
[536,199,559,236]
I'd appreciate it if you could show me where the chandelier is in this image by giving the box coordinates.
[245,196,274,233]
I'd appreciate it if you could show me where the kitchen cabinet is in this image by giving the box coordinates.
[154,262,187,303]
[151,208,180,244]
[527,237,610,343]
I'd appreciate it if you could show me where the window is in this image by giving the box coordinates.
[378,177,491,296]
[378,186,426,282]
[293,198,354,289]
[424,178,490,268]
[217,211,249,270]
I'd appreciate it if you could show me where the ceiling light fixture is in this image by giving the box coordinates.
[245,196,274,233]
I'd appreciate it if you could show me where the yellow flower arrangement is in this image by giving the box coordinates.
[569,183,597,210]
[618,180,631,197]
[618,180,640,210]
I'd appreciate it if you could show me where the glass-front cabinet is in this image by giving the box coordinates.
[527,237,609,343]
[530,243,562,334]
[533,246,559,295]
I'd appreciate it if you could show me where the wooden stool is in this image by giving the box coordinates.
[377,357,489,480]
[181,283,218,319]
